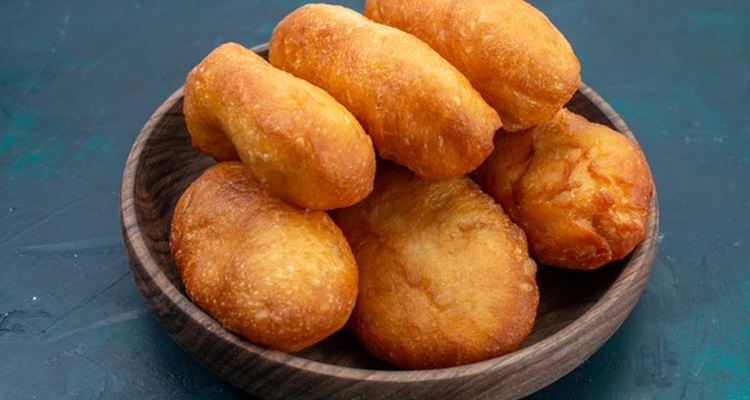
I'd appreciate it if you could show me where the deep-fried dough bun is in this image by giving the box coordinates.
[183,42,375,210]
[269,4,501,180]
[365,0,580,131]
[170,162,359,353]
[474,109,653,270]
[333,162,538,369]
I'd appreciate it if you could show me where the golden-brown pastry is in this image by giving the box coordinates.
[170,162,359,353]
[333,162,538,369]
[364,0,581,131]
[474,109,653,270]
[269,4,501,180]
[183,42,376,210]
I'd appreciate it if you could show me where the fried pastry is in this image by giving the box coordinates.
[364,0,580,131]
[474,109,653,270]
[333,162,539,369]
[183,42,376,210]
[269,4,501,180]
[170,162,359,353]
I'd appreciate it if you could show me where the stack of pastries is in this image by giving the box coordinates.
[170,1,654,369]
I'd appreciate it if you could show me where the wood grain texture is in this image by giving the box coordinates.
[120,44,659,400]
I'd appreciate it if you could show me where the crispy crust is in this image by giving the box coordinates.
[333,162,539,369]
[183,42,375,210]
[269,4,501,179]
[365,0,581,131]
[170,162,359,353]
[474,109,654,269]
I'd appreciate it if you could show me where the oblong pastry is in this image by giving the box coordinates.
[183,42,376,210]
[333,162,539,369]
[269,4,502,180]
[170,162,359,353]
[474,109,654,270]
[364,0,581,132]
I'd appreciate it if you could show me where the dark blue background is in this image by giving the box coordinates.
[1,1,748,398]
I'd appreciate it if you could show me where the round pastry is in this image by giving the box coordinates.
[183,42,376,210]
[474,108,654,270]
[170,161,359,353]
[333,162,539,369]
[365,0,580,132]
[269,4,501,180]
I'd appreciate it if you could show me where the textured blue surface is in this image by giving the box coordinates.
[1,0,748,399]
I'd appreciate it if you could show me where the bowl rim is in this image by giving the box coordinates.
[120,48,659,394]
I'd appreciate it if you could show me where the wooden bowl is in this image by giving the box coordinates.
[120,44,659,400]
